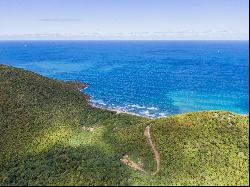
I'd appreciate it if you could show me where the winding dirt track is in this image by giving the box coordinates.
[121,124,160,175]
[144,125,160,175]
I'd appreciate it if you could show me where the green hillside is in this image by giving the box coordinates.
[0,64,249,186]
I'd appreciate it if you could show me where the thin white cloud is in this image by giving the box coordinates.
[39,18,82,22]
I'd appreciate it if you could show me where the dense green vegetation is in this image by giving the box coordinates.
[0,64,249,186]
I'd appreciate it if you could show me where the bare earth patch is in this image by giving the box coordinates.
[120,155,146,173]
[81,126,99,132]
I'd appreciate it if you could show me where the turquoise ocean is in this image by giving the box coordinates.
[0,41,248,117]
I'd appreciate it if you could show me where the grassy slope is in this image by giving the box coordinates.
[0,65,249,186]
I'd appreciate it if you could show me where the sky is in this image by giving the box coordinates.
[0,0,249,40]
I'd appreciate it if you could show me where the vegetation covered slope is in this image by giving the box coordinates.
[0,64,249,186]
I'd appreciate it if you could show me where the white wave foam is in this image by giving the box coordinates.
[130,104,146,109]
[89,99,165,118]
[147,107,158,110]
[158,112,166,117]
[91,99,106,106]
[141,110,150,115]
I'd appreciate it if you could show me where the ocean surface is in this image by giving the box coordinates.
[0,41,249,117]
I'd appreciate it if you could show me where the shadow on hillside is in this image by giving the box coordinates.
[2,144,132,186]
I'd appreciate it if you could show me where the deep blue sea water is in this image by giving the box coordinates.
[0,41,249,117]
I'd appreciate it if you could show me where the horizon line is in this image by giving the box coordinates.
[0,39,249,42]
